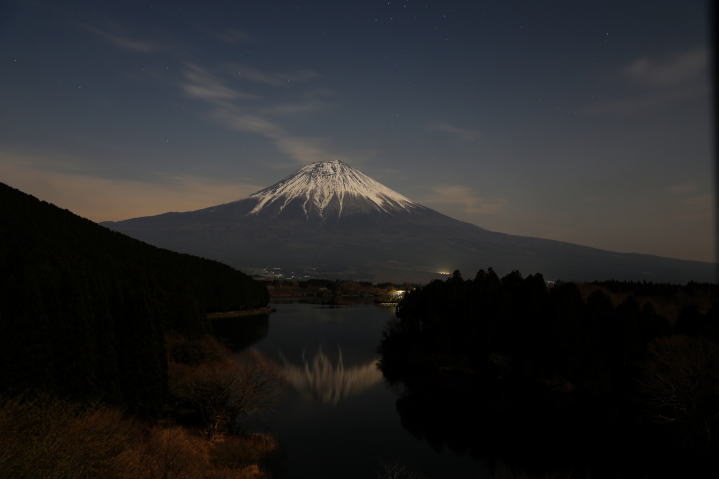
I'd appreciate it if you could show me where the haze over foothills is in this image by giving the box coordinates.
[0,0,714,263]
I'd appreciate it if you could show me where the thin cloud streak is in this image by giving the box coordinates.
[584,86,707,115]
[213,107,348,164]
[182,64,258,101]
[666,182,698,195]
[181,63,350,165]
[216,28,252,44]
[429,122,481,142]
[424,184,505,215]
[625,48,708,87]
[670,193,714,223]
[83,24,159,53]
[663,182,713,223]
[259,100,328,116]
[231,64,320,86]
[585,46,709,116]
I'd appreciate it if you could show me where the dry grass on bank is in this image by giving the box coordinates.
[166,335,285,438]
[1,336,284,479]
[0,396,277,479]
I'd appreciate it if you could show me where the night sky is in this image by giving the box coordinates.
[0,0,714,262]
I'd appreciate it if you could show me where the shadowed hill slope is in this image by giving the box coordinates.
[0,182,268,412]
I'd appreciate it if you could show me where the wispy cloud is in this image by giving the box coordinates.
[83,25,159,53]
[661,181,713,223]
[216,28,252,44]
[0,152,260,221]
[231,64,320,86]
[180,63,350,165]
[258,100,328,116]
[624,48,708,87]
[429,122,481,142]
[423,185,505,215]
[666,181,698,195]
[671,193,714,223]
[583,87,705,115]
[585,47,709,115]
[213,106,348,164]
[258,88,334,117]
[182,64,258,101]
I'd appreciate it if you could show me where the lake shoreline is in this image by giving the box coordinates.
[207,306,274,319]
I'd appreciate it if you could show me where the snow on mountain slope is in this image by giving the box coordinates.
[102,160,718,283]
[249,160,417,218]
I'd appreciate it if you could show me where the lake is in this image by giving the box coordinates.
[216,302,488,479]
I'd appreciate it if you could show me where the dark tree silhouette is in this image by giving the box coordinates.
[378,269,719,474]
[0,182,269,413]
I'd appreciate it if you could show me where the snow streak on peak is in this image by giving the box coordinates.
[249,160,417,217]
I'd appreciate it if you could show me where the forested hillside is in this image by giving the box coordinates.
[0,182,268,413]
[379,270,719,472]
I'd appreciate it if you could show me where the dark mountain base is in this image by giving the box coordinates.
[104,198,716,283]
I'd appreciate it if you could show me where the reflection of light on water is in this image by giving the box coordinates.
[281,348,382,405]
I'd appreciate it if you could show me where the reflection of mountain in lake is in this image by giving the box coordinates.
[281,348,382,404]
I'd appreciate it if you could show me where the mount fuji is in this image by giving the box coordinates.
[102,160,715,283]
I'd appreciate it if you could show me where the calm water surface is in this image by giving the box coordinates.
[240,302,488,479]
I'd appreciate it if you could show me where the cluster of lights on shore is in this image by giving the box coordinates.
[387,272,452,299]
[386,271,452,301]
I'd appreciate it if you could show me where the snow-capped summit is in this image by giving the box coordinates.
[248,160,418,218]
